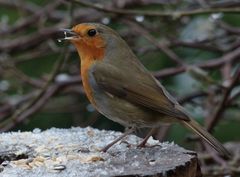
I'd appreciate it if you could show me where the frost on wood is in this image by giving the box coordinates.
[0,127,201,177]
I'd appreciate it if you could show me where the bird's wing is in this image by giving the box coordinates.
[91,63,189,121]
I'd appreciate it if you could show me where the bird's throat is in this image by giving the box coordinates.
[73,38,105,62]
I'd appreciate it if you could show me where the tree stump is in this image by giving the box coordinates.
[0,127,202,177]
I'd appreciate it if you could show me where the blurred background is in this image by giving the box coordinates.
[0,0,240,175]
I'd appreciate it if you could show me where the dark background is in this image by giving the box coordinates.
[0,0,240,176]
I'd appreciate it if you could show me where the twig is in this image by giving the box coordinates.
[170,39,224,53]
[210,0,240,8]
[0,45,69,131]
[153,46,240,78]
[68,0,240,17]
[207,67,240,132]
[123,19,185,66]
[227,89,240,106]
[0,0,62,35]
[0,62,44,88]
[0,85,59,131]
[178,91,207,104]
[0,26,60,53]
[0,0,38,14]
[0,75,82,122]
[0,92,37,120]
[218,21,240,35]
[204,142,228,167]
[0,0,66,22]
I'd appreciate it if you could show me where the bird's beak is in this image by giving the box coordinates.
[58,28,79,42]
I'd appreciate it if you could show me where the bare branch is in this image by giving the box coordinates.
[68,0,240,17]
[123,19,185,66]
[207,67,240,132]
[154,46,240,78]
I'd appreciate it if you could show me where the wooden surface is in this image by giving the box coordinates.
[0,127,202,177]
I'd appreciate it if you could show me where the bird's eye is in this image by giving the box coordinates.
[87,29,97,37]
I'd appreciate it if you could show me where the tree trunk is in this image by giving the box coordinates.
[0,127,202,177]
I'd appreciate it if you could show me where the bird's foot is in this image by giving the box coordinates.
[137,143,161,149]
[100,144,113,153]
[137,128,158,148]
[137,139,148,148]
[100,127,135,152]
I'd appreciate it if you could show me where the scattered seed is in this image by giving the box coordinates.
[19,164,32,170]
[149,159,156,165]
[85,155,104,163]
[41,152,51,159]
[53,164,66,171]
[1,161,10,166]
[35,156,45,162]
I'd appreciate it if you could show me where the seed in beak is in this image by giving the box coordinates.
[58,29,78,42]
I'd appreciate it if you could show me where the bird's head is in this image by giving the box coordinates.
[60,23,130,63]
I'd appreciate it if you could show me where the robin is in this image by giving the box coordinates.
[60,23,230,157]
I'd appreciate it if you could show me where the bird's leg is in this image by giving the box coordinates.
[101,127,135,152]
[137,128,158,148]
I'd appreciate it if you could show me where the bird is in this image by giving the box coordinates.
[60,23,231,157]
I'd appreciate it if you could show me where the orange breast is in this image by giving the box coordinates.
[77,42,105,107]
[71,27,105,106]
[81,59,96,106]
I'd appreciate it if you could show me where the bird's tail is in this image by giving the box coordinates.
[182,119,231,159]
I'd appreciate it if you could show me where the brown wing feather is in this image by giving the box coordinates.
[92,63,189,121]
